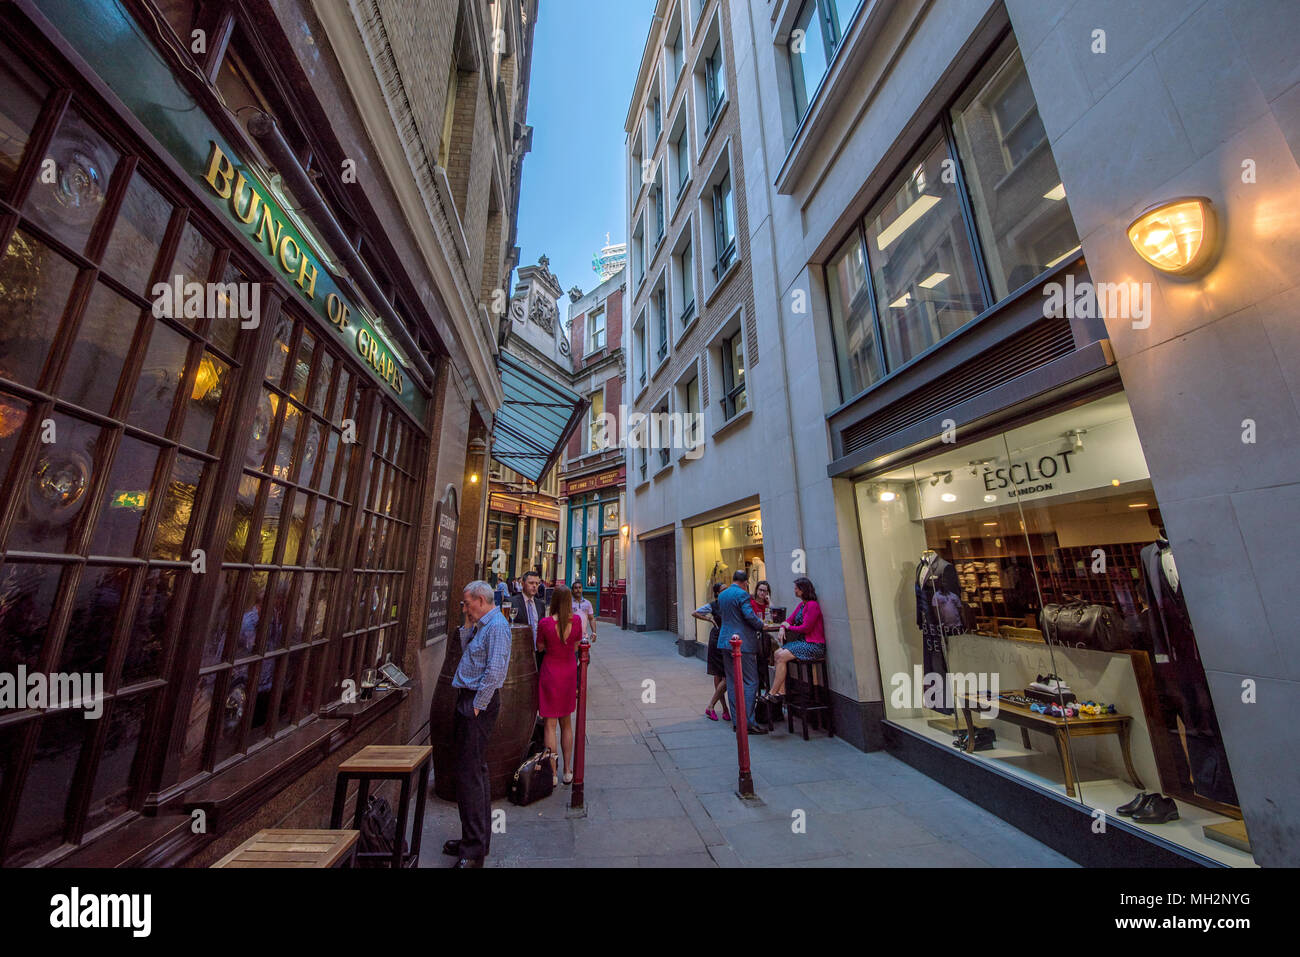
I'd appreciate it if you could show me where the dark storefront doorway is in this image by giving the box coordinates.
[643,533,676,633]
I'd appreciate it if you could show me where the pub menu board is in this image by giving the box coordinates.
[425,496,459,643]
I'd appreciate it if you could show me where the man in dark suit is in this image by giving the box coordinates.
[511,570,548,667]
[717,570,767,734]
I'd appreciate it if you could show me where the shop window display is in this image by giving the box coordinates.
[855,394,1251,865]
[690,508,767,641]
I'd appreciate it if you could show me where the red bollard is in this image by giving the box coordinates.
[571,637,591,809]
[730,635,754,797]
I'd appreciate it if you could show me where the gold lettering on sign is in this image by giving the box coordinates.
[203,144,235,198]
[232,174,261,224]
[201,141,409,398]
[255,204,283,257]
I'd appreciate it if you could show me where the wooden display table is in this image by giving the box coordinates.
[211,829,359,868]
[959,696,1144,798]
[330,745,432,868]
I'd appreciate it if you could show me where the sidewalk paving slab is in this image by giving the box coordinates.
[419,624,1077,868]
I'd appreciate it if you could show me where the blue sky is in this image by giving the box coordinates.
[515,0,648,306]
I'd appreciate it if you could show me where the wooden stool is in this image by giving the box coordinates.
[211,829,359,868]
[330,745,432,868]
[785,658,834,740]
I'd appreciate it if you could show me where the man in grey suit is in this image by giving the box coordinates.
[717,570,767,734]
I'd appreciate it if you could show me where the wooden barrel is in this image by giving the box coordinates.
[429,623,538,801]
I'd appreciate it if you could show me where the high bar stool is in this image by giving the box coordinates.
[785,658,834,740]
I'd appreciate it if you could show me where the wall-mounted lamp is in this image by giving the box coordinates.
[929,470,953,486]
[620,524,630,538]
[1127,196,1217,275]
[1064,429,1087,452]
[467,436,488,487]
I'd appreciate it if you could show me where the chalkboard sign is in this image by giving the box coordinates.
[425,490,459,644]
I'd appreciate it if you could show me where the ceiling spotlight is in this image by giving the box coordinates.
[941,493,957,503]
[1064,429,1087,451]
[983,494,996,503]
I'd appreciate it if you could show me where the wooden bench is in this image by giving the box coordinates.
[211,829,359,868]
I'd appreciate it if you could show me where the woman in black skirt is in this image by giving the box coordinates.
[692,584,730,722]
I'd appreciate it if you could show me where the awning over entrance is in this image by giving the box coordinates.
[492,351,587,483]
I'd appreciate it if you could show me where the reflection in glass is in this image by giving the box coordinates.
[127,319,192,434]
[8,709,87,865]
[245,389,275,470]
[207,261,245,357]
[202,571,240,667]
[290,329,314,401]
[178,673,215,780]
[180,351,229,453]
[121,568,175,685]
[950,38,1081,300]
[0,48,48,192]
[0,393,30,482]
[827,229,879,397]
[0,230,79,388]
[22,106,119,254]
[863,128,985,370]
[0,563,64,674]
[84,692,151,833]
[151,453,203,561]
[224,473,259,562]
[171,220,216,303]
[9,413,100,554]
[265,315,293,386]
[63,281,138,415]
[60,565,129,675]
[89,435,160,556]
[100,172,171,294]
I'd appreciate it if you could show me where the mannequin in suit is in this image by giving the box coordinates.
[1139,537,1238,806]
[916,550,960,714]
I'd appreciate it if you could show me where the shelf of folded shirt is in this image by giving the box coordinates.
[957,693,1142,799]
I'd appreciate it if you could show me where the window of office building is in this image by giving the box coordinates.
[825,35,1080,402]
[950,36,1081,300]
[719,329,747,421]
[853,393,1249,866]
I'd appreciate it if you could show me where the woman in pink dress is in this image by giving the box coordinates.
[536,584,583,784]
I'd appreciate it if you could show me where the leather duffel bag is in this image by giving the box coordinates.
[1040,601,1125,652]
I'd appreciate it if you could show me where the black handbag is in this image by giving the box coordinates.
[1040,601,1124,651]
[358,794,408,865]
[508,748,556,806]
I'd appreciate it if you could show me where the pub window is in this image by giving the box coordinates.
[338,399,422,695]
[189,307,363,774]
[0,41,247,864]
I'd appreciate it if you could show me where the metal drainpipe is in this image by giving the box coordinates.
[245,109,437,388]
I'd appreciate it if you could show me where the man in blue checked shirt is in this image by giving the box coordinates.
[444,580,512,868]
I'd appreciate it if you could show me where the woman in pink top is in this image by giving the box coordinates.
[763,577,825,703]
[537,585,583,784]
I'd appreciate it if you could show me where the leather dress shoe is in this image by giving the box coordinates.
[453,857,484,868]
[746,724,769,735]
[1116,793,1150,817]
[1131,794,1179,824]
[442,839,462,857]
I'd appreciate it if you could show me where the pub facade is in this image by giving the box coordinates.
[0,0,539,866]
